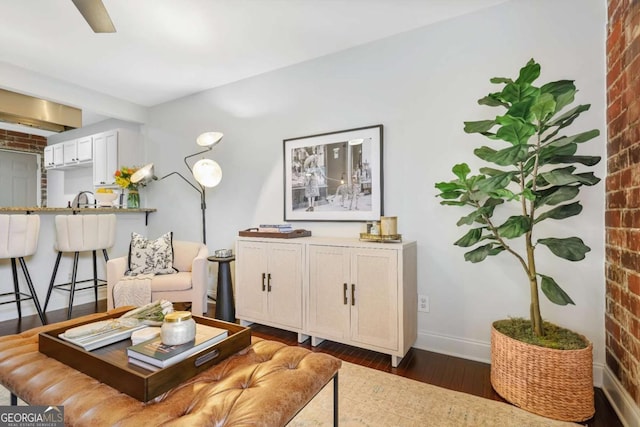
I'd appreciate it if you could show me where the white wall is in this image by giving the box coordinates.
[143,0,607,377]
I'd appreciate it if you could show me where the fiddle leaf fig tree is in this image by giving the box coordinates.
[435,59,601,337]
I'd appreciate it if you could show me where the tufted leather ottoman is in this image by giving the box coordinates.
[0,310,341,426]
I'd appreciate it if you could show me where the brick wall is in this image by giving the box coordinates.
[606,0,640,406]
[0,129,48,205]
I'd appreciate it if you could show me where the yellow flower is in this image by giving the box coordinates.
[114,166,140,190]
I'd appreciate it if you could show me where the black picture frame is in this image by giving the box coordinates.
[283,124,383,221]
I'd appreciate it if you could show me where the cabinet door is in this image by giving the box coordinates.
[236,241,269,321]
[93,133,107,184]
[103,130,118,183]
[93,131,118,185]
[76,136,93,162]
[53,144,63,166]
[44,146,54,168]
[350,249,399,350]
[266,243,303,330]
[63,140,77,164]
[308,245,350,339]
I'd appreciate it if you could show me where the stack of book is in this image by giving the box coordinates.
[60,320,149,351]
[127,323,228,371]
[258,223,293,233]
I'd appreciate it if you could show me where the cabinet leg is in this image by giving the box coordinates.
[239,319,253,327]
[391,355,402,368]
[311,336,325,347]
[297,332,309,343]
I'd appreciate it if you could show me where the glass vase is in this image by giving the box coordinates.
[127,189,140,209]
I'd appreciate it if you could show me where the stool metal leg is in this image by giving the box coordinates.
[10,258,22,319]
[92,250,98,303]
[67,252,79,319]
[44,251,63,312]
[18,257,46,325]
[44,248,109,319]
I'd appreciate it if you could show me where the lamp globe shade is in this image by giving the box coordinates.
[193,159,222,187]
[131,163,154,184]
[196,132,223,147]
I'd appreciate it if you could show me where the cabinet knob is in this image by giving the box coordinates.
[351,284,355,306]
[267,273,272,292]
[261,273,266,291]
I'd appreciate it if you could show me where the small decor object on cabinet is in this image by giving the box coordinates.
[359,216,401,242]
[283,125,383,221]
[380,216,397,235]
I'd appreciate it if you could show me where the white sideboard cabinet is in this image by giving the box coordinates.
[307,238,417,367]
[235,236,417,366]
[236,239,305,340]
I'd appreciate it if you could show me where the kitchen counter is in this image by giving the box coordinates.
[0,207,156,224]
[0,207,155,213]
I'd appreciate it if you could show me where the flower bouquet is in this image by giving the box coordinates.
[114,166,140,208]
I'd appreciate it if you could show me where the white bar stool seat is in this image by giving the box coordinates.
[44,214,116,319]
[0,215,45,324]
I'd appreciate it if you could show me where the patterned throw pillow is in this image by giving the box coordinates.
[126,232,177,276]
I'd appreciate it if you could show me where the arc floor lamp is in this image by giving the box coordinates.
[131,131,223,244]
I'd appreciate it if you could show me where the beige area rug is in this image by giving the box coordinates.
[0,362,581,427]
[288,361,582,427]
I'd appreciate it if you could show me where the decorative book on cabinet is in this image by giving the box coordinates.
[236,236,417,367]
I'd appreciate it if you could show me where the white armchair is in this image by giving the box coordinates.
[107,240,209,314]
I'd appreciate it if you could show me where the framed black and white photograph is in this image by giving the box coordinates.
[283,124,383,221]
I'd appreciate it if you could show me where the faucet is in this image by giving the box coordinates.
[74,191,95,208]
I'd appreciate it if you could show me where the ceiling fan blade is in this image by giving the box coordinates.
[71,0,116,33]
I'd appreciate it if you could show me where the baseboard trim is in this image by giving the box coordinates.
[602,366,640,427]
[414,330,605,387]
[414,330,491,364]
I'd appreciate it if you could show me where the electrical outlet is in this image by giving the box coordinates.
[418,294,429,313]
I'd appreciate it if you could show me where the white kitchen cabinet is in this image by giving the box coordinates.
[93,129,140,186]
[236,239,305,339]
[62,140,77,165]
[76,136,93,162]
[307,239,416,367]
[60,137,92,167]
[44,144,63,169]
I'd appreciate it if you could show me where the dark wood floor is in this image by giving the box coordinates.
[0,300,622,427]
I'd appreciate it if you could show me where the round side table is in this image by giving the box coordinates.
[207,255,236,322]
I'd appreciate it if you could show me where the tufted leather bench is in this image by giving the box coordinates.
[0,310,341,426]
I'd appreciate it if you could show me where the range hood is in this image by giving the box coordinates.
[0,89,82,133]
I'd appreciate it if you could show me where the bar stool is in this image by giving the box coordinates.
[0,215,46,324]
[44,214,116,319]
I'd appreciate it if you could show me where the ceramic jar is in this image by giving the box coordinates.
[160,311,196,345]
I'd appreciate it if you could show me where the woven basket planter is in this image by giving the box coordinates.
[490,323,594,422]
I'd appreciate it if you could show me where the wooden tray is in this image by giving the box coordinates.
[39,311,251,402]
[238,228,311,238]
